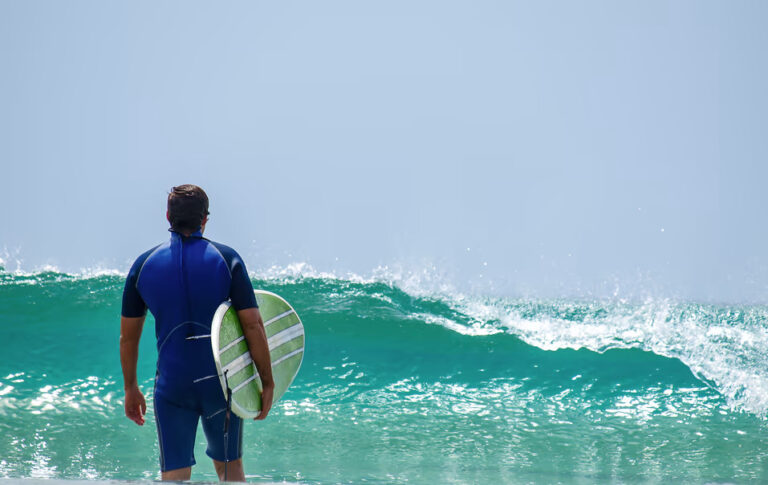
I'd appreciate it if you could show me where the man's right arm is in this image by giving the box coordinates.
[120,315,147,426]
[238,307,275,420]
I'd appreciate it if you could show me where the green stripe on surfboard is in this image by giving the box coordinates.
[211,290,305,419]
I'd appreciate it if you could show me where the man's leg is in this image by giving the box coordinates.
[154,392,199,480]
[200,395,245,481]
[162,467,192,481]
[213,458,245,482]
[199,378,245,482]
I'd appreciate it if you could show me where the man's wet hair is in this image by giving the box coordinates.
[167,184,209,233]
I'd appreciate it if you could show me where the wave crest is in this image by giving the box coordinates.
[2,262,767,415]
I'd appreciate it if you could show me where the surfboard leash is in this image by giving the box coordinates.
[223,369,233,481]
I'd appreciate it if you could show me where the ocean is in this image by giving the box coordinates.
[1,265,767,484]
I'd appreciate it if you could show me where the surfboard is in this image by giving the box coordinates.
[211,289,304,419]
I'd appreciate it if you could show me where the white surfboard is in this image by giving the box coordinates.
[211,290,304,419]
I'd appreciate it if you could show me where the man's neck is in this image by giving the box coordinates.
[172,228,204,237]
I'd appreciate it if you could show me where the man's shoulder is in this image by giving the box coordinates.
[127,242,167,275]
[205,239,241,259]
[137,241,168,263]
[203,239,249,273]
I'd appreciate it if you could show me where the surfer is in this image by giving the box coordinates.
[119,184,274,482]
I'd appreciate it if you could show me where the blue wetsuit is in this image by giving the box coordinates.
[121,230,257,471]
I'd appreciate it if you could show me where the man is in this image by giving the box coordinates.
[120,184,274,482]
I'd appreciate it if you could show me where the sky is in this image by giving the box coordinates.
[1,1,767,303]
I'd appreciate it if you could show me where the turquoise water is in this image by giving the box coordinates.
[1,266,768,483]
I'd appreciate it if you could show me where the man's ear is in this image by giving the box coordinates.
[166,210,171,223]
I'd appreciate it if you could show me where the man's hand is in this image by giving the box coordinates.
[124,386,147,426]
[256,380,274,420]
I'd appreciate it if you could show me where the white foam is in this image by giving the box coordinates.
[440,294,768,417]
[249,261,458,297]
[1,265,126,280]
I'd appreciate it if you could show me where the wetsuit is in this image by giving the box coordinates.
[121,230,257,471]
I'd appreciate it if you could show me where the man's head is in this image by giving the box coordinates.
[167,184,209,234]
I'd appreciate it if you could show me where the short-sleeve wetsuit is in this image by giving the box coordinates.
[122,230,257,471]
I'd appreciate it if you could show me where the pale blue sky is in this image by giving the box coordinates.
[1,1,767,302]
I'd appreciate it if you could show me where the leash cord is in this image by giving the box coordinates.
[223,369,232,481]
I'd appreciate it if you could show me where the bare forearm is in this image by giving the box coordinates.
[238,307,274,387]
[120,316,145,389]
[120,341,139,388]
